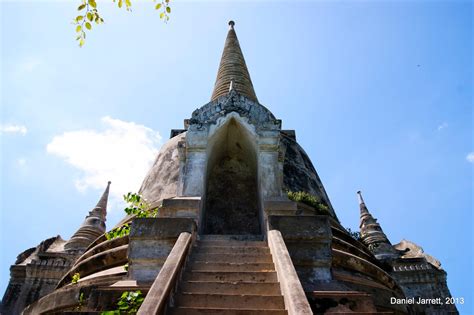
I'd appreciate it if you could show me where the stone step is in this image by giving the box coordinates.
[181,281,281,295]
[199,235,264,241]
[195,246,270,255]
[192,253,273,263]
[190,262,275,272]
[175,293,285,309]
[169,307,287,315]
[197,240,267,248]
[183,271,278,283]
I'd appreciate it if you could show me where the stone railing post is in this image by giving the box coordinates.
[137,232,193,315]
[268,230,313,315]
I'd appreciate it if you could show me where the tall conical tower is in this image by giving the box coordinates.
[211,21,258,102]
[64,181,110,252]
[358,191,399,259]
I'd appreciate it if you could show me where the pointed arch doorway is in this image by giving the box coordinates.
[201,117,261,235]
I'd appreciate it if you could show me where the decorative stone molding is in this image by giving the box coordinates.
[190,90,281,131]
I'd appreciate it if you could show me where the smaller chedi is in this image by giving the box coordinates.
[1,182,110,314]
[357,191,457,314]
[1,21,457,315]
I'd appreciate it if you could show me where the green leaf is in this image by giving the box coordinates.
[71,272,81,284]
[118,0,123,8]
[85,22,92,30]
[78,4,86,10]
[160,12,165,19]
[87,12,93,21]
[125,0,132,7]
[166,6,171,13]
[155,3,161,9]
[89,0,97,8]
[76,25,82,33]
[76,15,84,22]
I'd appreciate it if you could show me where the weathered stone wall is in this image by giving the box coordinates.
[139,133,185,205]
[128,218,196,283]
[202,116,260,234]
[280,133,336,218]
[1,236,76,315]
[391,258,458,314]
[204,156,260,234]
[268,215,333,290]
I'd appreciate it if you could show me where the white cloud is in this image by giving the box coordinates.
[467,152,474,164]
[17,158,27,167]
[0,124,28,135]
[46,116,162,202]
[437,122,448,131]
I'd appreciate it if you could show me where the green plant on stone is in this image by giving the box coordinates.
[315,203,330,215]
[287,191,330,215]
[105,192,158,240]
[75,292,86,311]
[105,223,131,240]
[123,192,158,218]
[368,243,380,251]
[346,227,361,241]
[71,272,80,284]
[101,290,145,315]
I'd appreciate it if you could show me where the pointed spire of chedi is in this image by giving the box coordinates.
[357,191,399,260]
[211,21,258,102]
[64,181,110,252]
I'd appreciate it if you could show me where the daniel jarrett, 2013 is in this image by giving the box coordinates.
[391,297,444,305]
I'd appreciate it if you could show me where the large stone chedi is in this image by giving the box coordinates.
[2,21,457,314]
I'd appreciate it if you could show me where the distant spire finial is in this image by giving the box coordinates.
[358,191,399,259]
[64,181,110,252]
[357,190,365,205]
[228,20,235,29]
[95,181,111,211]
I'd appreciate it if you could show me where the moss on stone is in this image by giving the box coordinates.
[287,191,330,215]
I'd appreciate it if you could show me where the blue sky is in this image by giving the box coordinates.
[1,0,472,312]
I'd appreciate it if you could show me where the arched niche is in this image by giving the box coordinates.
[201,115,261,235]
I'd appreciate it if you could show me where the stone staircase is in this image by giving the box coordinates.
[167,235,287,315]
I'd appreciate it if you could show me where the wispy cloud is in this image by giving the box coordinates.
[437,122,448,131]
[17,158,27,167]
[466,152,474,164]
[17,58,42,74]
[0,124,28,135]
[46,116,162,203]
